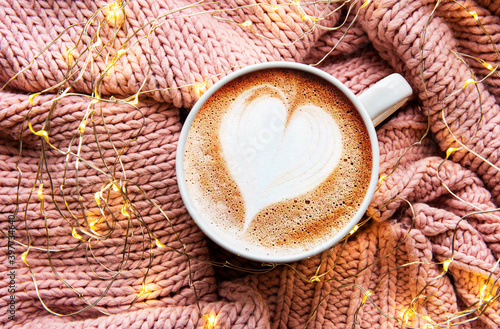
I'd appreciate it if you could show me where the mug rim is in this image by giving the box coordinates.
[176,61,380,263]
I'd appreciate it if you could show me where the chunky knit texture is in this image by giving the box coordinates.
[1,0,500,328]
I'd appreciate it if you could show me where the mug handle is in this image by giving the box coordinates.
[357,73,413,127]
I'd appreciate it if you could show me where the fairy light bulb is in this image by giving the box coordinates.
[107,2,125,26]
[403,308,414,325]
[37,183,44,199]
[121,202,130,217]
[446,147,459,158]
[89,219,98,229]
[28,122,49,143]
[79,120,87,133]
[362,290,373,303]
[349,225,359,235]
[194,81,208,95]
[301,14,312,21]
[240,20,252,27]
[423,316,435,329]
[469,10,479,21]
[480,284,487,300]
[480,284,494,302]
[139,282,148,295]
[204,314,217,329]
[72,228,82,240]
[116,49,127,57]
[483,62,494,71]
[21,250,29,266]
[28,92,41,106]
[93,37,103,48]
[155,239,166,248]
[309,275,321,282]
[462,78,476,89]
[128,95,139,105]
[442,258,452,272]
[94,191,101,206]
[66,48,74,65]
[361,0,371,9]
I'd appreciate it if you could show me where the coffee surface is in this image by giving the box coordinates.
[183,68,372,257]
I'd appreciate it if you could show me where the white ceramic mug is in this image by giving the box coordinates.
[176,62,412,263]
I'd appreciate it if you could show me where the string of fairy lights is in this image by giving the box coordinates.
[1,0,499,328]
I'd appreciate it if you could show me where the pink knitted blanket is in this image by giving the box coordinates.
[1,0,500,328]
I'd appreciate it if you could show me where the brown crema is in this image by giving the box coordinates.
[184,68,372,255]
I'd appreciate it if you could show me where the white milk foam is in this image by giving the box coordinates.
[219,86,343,230]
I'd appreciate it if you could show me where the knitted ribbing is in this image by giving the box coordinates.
[1,0,500,328]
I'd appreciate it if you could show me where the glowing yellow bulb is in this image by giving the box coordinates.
[94,191,101,206]
[128,96,139,105]
[240,20,252,27]
[29,92,41,106]
[446,147,459,158]
[117,49,127,57]
[89,219,98,229]
[423,316,435,329]
[37,183,44,199]
[28,122,49,143]
[204,314,217,329]
[462,78,476,89]
[270,5,279,10]
[361,0,371,9]
[21,250,29,266]
[155,239,165,248]
[403,308,414,325]
[480,284,488,299]
[72,228,82,240]
[139,282,148,295]
[79,121,86,133]
[362,290,373,303]
[37,130,49,142]
[194,81,208,95]
[378,175,387,185]
[301,14,313,21]
[112,182,120,192]
[482,61,495,71]
[121,202,130,217]
[442,258,452,272]
[66,49,74,65]
[349,225,359,236]
[469,10,479,21]
[480,284,494,302]
[309,275,320,282]
[106,3,125,26]
[93,37,102,48]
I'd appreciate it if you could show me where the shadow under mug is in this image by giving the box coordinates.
[176,62,412,263]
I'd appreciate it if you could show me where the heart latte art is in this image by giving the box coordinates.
[184,69,372,256]
[220,86,343,230]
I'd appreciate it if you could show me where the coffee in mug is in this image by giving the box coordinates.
[177,62,412,262]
